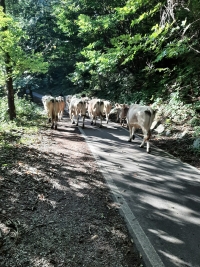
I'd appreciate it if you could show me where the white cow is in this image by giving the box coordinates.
[126,104,156,153]
[69,97,87,128]
[64,95,73,112]
[109,103,129,125]
[42,95,53,122]
[43,96,59,129]
[103,100,112,124]
[56,96,66,120]
[88,98,105,128]
[114,103,129,126]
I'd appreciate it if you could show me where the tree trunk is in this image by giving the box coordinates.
[0,0,16,120]
[5,53,16,120]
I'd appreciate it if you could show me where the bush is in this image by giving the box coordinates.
[0,94,44,131]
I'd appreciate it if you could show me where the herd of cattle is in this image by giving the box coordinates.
[41,94,156,153]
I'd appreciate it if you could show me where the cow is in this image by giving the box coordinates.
[42,95,53,122]
[64,95,73,112]
[43,96,59,129]
[87,98,105,128]
[126,104,156,153]
[103,100,112,124]
[115,103,129,126]
[109,103,129,126]
[56,96,66,120]
[69,97,87,128]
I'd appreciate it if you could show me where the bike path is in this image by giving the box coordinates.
[79,119,200,267]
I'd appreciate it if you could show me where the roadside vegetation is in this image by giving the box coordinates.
[0,95,45,150]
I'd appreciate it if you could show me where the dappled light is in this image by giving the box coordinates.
[0,116,141,267]
[79,118,200,267]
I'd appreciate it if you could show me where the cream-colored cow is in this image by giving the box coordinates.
[126,104,156,153]
[87,99,105,128]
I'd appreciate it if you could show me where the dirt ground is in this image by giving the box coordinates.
[0,118,143,267]
[150,126,200,171]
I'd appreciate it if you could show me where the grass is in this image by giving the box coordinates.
[0,94,46,148]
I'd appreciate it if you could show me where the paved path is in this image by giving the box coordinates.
[78,119,200,267]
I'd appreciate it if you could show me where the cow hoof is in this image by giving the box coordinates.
[132,135,135,140]
[48,118,51,123]
[82,125,85,129]
[128,139,131,142]
[51,126,53,129]
[55,125,57,130]
[99,125,102,128]
[72,121,75,124]
[91,121,93,125]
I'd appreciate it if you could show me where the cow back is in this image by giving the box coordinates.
[69,97,87,115]
[127,104,156,130]
[103,100,112,114]
[88,99,104,117]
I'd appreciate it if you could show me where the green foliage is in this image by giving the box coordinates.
[0,93,43,125]
[0,93,45,149]
[193,127,200,138]
[3,0,199,112]
[0,6,49,86]
[152,92,199,126]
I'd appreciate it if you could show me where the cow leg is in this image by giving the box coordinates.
[106,114,109,124]
[60,110,63,120]
[76,116,79,126]
[146,141,150,153]
[140,129,149,151]
[131,126,135,140]
[145,130,151,153]
[55,115,58,130]
[59,111,62,121]
[82,116,85,128]
[140,138,150,153]
[140,138,145,148]
[51,120,54,129]
[70,111,74,124]
[99,116,103,128]
[128,125,132,142]
[128,126,135,142]
[71,114,75,124]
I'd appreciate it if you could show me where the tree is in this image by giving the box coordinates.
[0,0,48,120]
[0,0,15,119]
[53,0,199,104]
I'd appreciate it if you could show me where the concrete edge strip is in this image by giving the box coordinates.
[78,126,165,267]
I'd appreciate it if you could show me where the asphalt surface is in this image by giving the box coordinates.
[78,119,200,267]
